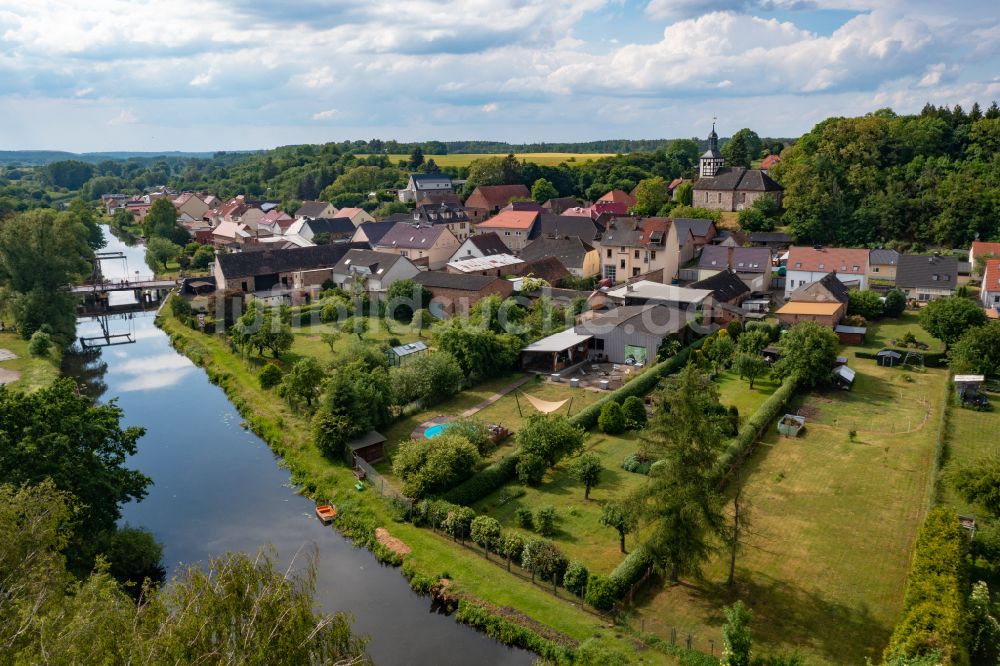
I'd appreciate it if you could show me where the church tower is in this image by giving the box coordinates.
[699,122,724,178]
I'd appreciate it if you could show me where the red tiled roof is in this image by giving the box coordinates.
[477,210,539,230]
[983,259,1000,292]
[465,184,531,210]
[760,155,781,169]
[598,189,636,206]
[972,241,1000,260]
[787,246,868,275]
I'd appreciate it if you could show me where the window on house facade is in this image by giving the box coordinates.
[634,250,640,259]
[718,193,722,203]
[650,251,657,260]
[620,259,626,269]
[873,266,880,273]
[632,268,640,276]
[606,248,612,258]
[400,250,409,257]
[604,265,616,281]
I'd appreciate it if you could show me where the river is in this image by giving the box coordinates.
[64,228,531,665]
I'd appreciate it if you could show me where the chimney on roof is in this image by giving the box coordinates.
[727,246,734,268]
[626,283,634,292]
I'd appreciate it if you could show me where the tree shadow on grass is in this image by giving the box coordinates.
[636,570,887,664]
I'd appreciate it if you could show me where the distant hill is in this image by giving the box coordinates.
[0,150,227,166]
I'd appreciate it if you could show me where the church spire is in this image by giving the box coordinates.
[699,119,724,178]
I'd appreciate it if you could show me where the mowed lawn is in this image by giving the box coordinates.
[939,386,1000,516]
[474,430,653,574]
[716,370,780,418]
[0,330,60,391]
[633,358,948,665]
[288,318,424,366]
[370,153,615,167]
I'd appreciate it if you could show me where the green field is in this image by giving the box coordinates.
[632,317,948,664]
[0,330,61,392]
[371,153,615,168]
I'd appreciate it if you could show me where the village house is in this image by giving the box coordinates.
[448,232,510,263]
[605,279,712,313]
[519,257,571,286]
[172,192,212,221]
[213,242,370,300]
[692,125,784,212]
[295,200,339,220]
[748,231,793,250]
[896,254,958,302]
[414,201,475,241]
[329,249,420,297]
[576,303,695,365]
[981,259,1000,310]
[101,194,130,215]
[334,207,376,226]
[593,189,636,216]
[372,222,460,270]
[258,208,295,235]
[969,241,1000,275]
[413,271,514,317]
[783,246,869,298]
[519,236,600,278]
[398,173,454,203]
[777,272,850,327]
[285,217,357,243]
[211,220,254,248]
[672,217,717,250]
[125,199,152,222]
[446,253,526,277]
[759,154,781,173]
[542,196,580,215]
[597,217,681,284]
[464,184,531,220]
[475,209,540,252]
[867,249,900,291]
[690,269,751,323]
[350,220,397,248]
[537,214,603,242]
[696,245,772,291]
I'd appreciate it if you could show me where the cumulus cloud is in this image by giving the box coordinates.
[0,0,995,150]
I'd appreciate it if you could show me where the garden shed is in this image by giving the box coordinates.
[876,350,902,367]
[954,375,985,400]
[762,346,782,364]
[348,430,387,464]
[834,324,867,345]
[777,414,805,437]
[833,364,856,390]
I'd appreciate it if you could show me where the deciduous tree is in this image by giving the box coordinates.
[570,453,603,499]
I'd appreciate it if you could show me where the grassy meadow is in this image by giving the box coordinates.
[0,330,61,391]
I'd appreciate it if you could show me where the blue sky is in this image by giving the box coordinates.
[0,0,997,152]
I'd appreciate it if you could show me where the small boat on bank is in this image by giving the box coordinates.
[315,504,336,523]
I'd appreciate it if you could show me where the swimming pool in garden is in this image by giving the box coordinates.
[424,423,451,438]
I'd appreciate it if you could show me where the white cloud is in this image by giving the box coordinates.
[312,108,337,120]
[108,108,138,125]
[0,0,994,150]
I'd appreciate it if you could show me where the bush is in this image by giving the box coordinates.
[515,507,534,530]
[622,395,647,429]
[884,288,906,317]
[258,363,282,389]
[598,401,627,434]
[621,453,653,475]
[442,452,520,505]
[563,561,589,597]
[27,330,52,357]
[516,452,548,486]
[585,574,620,611]
[608,544,653,597]
[535,506,557,536]
[726,320,743,340]
[393,434,481,499]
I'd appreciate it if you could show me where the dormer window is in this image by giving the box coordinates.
[795,262,802,269]
[818,263,825,270]
[932,274,939,281]
[852,265,860,271]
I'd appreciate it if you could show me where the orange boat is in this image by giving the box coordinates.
[315,504,336,523]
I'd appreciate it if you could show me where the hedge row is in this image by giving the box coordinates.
[854,349,947,368]
[442,450,521,506]
[569,336,706,430]
[715,376,799,478]
[454,600,574,664]
[884,507,969,665]
[608,543,653,596]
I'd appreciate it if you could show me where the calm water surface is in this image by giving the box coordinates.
[64,228,531,665]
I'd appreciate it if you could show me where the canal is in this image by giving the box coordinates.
[64,228,531,665]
